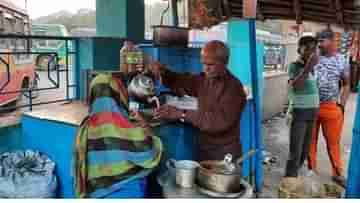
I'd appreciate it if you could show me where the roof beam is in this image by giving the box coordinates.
[302,3,336,12]
[293,0,302,24]
[258,0,292,7]
[334,0,344,26]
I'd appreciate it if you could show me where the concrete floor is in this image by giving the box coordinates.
[260,93,358,198]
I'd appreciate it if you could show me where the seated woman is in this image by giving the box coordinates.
[73,74,162,198]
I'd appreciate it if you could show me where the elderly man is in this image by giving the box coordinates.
[150,40,247,161]
[308,29,351,187]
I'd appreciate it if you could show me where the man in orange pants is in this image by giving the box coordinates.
[308,29,351,188]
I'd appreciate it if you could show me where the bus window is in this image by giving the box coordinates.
[48,40,60,48]
[14,18,24,33]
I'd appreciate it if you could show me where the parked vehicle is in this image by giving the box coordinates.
[0,0,38,108]
[31,24,70,71]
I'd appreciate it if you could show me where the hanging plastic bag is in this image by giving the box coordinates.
[0,150,58,198]
[189,0,227,29]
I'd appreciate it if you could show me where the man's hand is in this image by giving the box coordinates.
[149,61,165,80]
[153,105,182,121]
[304,53,319,73]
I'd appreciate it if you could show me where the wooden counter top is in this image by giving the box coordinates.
[23,102,89,127]
[22,101,162,127]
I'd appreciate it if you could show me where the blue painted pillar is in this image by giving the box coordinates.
[96,0,145,42]
[346,91,360,198]
[227,19,263,193]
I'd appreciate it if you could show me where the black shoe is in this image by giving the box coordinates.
[332,176,347,188]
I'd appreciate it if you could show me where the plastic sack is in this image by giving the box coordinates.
[279,176,326,198]
[0,150,57,198]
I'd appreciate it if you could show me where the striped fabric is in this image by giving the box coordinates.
[315,54,349,102]
[73,74,162,198]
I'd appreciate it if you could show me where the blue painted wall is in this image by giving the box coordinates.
[78,37,124,71]
[141,46,201,172]
[0,117,77,198]
[78,37,124,100]
[0,125,22,154]
[21,116,77,198]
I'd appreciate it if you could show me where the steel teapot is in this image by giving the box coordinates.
[128,74,160,108]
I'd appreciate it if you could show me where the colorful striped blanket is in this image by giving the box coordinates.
[73,74,162,198]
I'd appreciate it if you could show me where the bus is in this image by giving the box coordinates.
[31,24,70,70]
[0,0,38,108]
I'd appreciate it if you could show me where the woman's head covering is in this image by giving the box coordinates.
[89,74,129,109]
[73,73,162,198]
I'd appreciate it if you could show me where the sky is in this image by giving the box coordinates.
[10,0,163,19]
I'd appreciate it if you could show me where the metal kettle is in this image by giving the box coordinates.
[128,74,160,108]
[128,74,156,99]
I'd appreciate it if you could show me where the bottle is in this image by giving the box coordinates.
[120,43,129,74]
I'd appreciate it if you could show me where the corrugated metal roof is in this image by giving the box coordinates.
[227,0,360,29]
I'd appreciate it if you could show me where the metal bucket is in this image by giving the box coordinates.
[167,159,200,188]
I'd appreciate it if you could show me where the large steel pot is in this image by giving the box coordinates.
[197,150,256,193]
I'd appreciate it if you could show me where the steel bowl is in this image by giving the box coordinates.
[197,160,242,193]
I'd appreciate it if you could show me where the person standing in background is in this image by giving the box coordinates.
[285,36,320,177]
[308,29,351,188]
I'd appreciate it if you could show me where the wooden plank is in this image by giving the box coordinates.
[343,1,358,9]
[223,0,232,18]
[344,18,360,25]
[328,0,335,10]
[258,0,292,7]
[261,8,293,16]
[302,0,332,5]
[344,9,360,15]
[229,2,242,9]
[23,102,88,126]
[302,14,337,24]
[303,10,336,18]
[302,3,336,12]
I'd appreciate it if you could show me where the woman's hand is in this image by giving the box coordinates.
[130,110,149,129]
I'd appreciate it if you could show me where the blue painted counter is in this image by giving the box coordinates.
[0,102,199,198]
[346,91,360,198]
[0,124,22,154]
[22,116,77,198]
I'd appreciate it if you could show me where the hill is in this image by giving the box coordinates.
[33,9,96,31]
